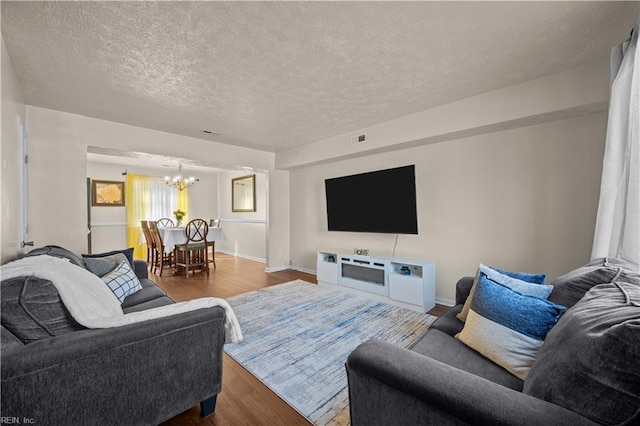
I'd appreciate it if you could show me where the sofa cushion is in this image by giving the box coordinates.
[83,253,130,277]
[548,257,640,309]
[457,264,551,322]
[1,325,25,351]
[412,328,524,391]
[427,305,464,337]
[524,281,640,425]
[121,278,167,309]
[19,245,85,268]
[457,275,565,380]
[82,247,135,269]
[100,260,143,303]
[122,296,175,313]
[0,276,84,343]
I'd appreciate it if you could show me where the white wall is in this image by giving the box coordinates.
[24,107,287,266]
[86,162,127,253]
[289,113,606,303]
[86,161,219,255]
[277,62,609,170]
[216,170,267,262]
[1,37,26,263]
[280,62,612,303]
[266,170,290,272]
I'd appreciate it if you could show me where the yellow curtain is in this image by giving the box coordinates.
[177,188,189,223]
[126,174,150,260]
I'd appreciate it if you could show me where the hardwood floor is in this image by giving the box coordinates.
[156,253,447,425]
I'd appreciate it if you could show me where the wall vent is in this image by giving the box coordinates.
[350,133,367,145]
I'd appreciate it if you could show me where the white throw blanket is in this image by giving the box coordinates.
[1,255,242,343]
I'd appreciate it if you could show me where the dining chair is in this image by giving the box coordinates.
[140,220,156,269]
[149,220,174,276]
[174,219,209,278]
[157,217,174,227]
[207,219,220,269]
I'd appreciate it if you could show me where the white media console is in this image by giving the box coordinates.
[316,250,436,313]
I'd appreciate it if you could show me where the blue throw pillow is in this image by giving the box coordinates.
[457,274,566,379]
[492,266,546,284]
[457,264,552,322]
[100,260,142,303]
[478,265,552,299]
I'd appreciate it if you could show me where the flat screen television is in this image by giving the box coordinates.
[325,165,418,234]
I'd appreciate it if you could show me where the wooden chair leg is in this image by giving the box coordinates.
[185,249,190,279]
[203,247,210,275]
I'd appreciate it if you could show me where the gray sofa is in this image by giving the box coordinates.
[346,258,640,425]
[1,246,226,425]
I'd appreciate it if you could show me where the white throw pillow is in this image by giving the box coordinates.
[100,260,143,303]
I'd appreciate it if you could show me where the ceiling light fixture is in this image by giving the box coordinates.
[165,164,198,191]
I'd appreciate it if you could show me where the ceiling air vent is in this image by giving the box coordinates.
[350,133,367,145]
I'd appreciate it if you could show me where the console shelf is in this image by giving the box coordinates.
[316,250,436,313]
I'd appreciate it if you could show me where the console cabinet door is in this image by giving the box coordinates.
[389,275,423,306]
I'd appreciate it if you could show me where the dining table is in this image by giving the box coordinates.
[159,226,227,253]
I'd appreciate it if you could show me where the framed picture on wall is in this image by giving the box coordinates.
[91,180,125,207]
[232,174,256,212]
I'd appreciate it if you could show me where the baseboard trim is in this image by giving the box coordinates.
[265,265,317,274]
[265,265,289,273]
[436,297,456,307]
[293,266,316,275]
[217,250,266,264]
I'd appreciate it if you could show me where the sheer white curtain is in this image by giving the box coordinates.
[592,17,639,268]
[148,178,179,221]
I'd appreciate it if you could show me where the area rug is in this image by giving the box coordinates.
[224,280,437,425]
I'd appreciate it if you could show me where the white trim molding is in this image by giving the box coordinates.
[265,265,290,273]
[435,297,456,307]
[217,249,265,264]
[218,218,266,224]
[293,265,316,275]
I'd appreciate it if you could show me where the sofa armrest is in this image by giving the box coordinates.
[455,276,475,305]
[1,307,226,425]
[134,259,149,278]
[347,339,597,426]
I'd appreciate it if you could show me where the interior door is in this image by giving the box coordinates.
[17,117,32,253]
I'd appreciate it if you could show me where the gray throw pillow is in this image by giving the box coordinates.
[523,281,640,425]
[548,257,640,308]
[0,276,84,343]
[82,248,135,270]
[83,253,129,277]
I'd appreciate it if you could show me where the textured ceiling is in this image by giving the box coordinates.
[1,1,638,153]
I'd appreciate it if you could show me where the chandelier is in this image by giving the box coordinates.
[164,164,197,191]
